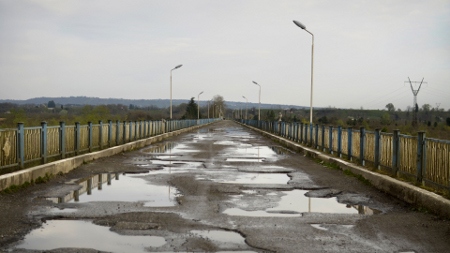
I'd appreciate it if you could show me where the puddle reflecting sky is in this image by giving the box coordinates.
[224,190,379,216]
[45,173,179,207]
[14,220,166,252]
[209,173,290,184]
[70,175,179,207]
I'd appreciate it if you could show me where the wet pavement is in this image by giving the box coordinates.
[3,120,450,252]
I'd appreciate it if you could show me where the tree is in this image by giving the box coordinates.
[47,100,56,108]
[385,103,395,112]
[421,104,431,112]
[211,95,226,118]
[182,97,198,119]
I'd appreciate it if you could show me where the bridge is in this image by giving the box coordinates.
[1,120,449,252]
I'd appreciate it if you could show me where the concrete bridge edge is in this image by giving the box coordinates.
[0,123,214,192]
[238,122,450,219]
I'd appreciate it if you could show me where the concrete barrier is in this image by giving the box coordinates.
[240,122,450,219]
[0,124,208,192]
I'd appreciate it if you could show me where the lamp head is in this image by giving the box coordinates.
[174,64,183,69]
[293,20,306,29]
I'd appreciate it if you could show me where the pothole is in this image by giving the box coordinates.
[207,173,290,184]
[12,219,166,252]
[223,189,380,217]
[45,173,180,207]
[226,157,265,162]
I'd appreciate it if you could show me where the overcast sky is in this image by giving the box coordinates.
[1,0,449,110]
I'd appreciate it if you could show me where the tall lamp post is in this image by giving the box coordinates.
[293,20,314,125]
[170,64,183,119]
[242,95,248,120]
[197,91,203,119]
[252,81,261,121]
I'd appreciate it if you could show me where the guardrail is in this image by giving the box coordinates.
[238,119,450,194]
[0,118,219,172]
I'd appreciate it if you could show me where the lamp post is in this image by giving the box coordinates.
[170,64,183,119]
[242,95,248,120]
[293,20,314,125]
[197,91,203,119]
[252,81,261,121]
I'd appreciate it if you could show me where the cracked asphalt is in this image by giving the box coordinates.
[1,120,450,252]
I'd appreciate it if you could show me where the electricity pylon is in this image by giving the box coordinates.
[405,77,427,127]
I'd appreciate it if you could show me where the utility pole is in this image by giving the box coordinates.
[405,77,427,127]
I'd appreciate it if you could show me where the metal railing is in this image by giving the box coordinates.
[239,119,450,193]
[0,118,219,172]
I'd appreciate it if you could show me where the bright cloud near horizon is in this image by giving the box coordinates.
[1,0,449,110]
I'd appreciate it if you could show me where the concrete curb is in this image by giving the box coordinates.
[241,123,450,219]
[0,123,210,191]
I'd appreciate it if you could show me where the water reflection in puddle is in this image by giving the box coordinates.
[46,174,179,207]
[226,158,265,162]
[14,220,166,252]
[210,173,290,184]
[224,190,379,216]
[142,142,199,154]
[311,224,355,231]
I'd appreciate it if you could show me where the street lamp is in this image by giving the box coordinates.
[170,64,183,119]
[197,91,203,119]
[252,81,261,121]
[242,95,248,120]
[293,20,314,124]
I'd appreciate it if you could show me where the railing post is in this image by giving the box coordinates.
[115,120,120,145]
[122,121,127,143]
[128,121,133,142]
[329,126,333,154]
[88,122,93,152]
[108,120,112,147]
[309,123,313,146]
[99,120,103,150]
[41,121,48,164]
[374,129,381,170]
[60,121,66,159]
[300,123,304,143]
[321,125,325,151]
[417,131,426,185]
[17,123,25,169]
[337,126,342,158]
[347,127,352,161]
[134,121,138,140]
[304,124,308,144]
[393,129,400,176]
[315,124,319,149]
[360,127,365,166]
[75,122,80,155]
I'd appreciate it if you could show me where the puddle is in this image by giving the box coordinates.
[46,173,180,207]
[223,208,302,217]
[190,230,250,250]
[13,220,166,252]
[48,207,77,213]
[227,146,276,157]
[311,224,355,231]
[211,173,290,184]
[224,190,379,217]
[142,142,199,154]
[226,158,265,162]
[145,159,204,167]
[267,190,377,214]
[270,145,295,155]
